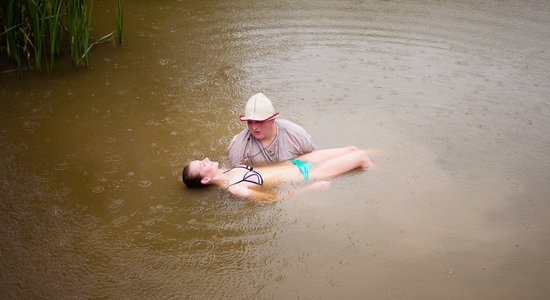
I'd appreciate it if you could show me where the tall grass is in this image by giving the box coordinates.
[115,0,122,45]
[66,0,93,67]
[0,0,124,71]
[46,0,64,71]
[3,0,25,68]
[28,0,47,70]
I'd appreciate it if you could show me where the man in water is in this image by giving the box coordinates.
[228,93,315,166]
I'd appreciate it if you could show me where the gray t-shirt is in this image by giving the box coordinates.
[228,119,315,166]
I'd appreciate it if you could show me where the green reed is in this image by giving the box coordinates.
[115,0,123,45]
[46,0,64,71]
[0,0,124,72]
[66,0,93,67]
[28,0,47,70]
[3,0,24,68]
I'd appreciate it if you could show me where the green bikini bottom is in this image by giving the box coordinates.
[290,158,314,182]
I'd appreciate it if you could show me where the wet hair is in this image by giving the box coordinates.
[182,163,204,188]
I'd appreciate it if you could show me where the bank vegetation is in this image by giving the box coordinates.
[0,0,123,72]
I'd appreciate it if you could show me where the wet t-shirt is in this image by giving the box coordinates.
[228,119,315,166]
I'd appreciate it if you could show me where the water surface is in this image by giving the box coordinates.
[1,0,549,299]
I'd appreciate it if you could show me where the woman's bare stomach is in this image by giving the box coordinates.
[256,162,304,185]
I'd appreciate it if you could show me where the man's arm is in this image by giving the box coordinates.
[278,119,316,155]
[285,181,330,199]
[247,190,278,201]
[227,134,238,151]
[300,133,316,153]
[227,130,247,166]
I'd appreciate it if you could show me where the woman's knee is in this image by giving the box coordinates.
[358,150,372,169]
[347,149,370,168]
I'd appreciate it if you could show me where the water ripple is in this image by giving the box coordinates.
[108,198,124,213]
[143,219,155,226]
[54,162,68,171]
[103,154,123,162]
[92,185,105,193]
[111,215,128,227]
[139,180,152,188]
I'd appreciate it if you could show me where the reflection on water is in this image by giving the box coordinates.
[1,0,550,298]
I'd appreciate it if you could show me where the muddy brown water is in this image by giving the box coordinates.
[1,0,549,299]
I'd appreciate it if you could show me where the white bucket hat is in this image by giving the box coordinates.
[239,93,279,121]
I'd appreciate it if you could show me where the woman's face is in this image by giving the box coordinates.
[190,157,219,179]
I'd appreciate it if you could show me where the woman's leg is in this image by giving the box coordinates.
[296,146,360,164]
[308,149,372,181]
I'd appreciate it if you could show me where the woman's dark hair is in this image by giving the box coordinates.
[182,164,204,188]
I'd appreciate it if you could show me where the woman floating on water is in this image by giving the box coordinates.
[182,146,373,201]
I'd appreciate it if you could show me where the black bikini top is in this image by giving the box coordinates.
[226,165,264,187]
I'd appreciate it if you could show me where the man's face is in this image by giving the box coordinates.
[247,120,275,141]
